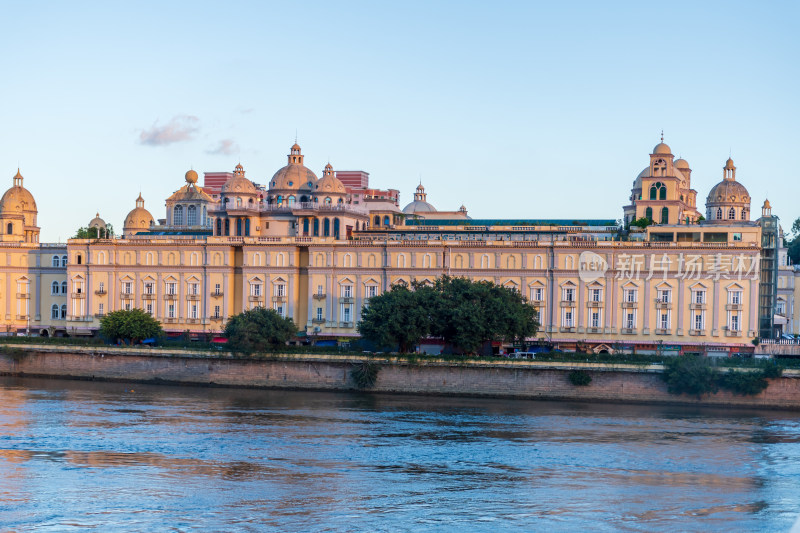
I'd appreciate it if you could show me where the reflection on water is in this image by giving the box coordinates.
[1,377,800,531]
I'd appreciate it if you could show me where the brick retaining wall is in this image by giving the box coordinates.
[1,346,800,409]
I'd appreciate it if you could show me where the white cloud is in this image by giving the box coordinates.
[206,139,239,155]
[139,115,199,146]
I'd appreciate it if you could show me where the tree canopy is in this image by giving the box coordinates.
[74,225,114,239]
[99,309,163,344]
[788,217,800,265]
[224,307,298,353]
[358,275,539,354]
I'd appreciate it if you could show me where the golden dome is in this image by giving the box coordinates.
[270,145,318,192]
[674,158,690,169]
[123,194,154,233]
[89,213,106,229]
[221,164,257,195]
[0,169,37,214]
[653,142,672,155]
[185,169,199,184]
[314,163,346,195]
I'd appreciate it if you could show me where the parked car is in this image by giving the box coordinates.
[512,351,537,360]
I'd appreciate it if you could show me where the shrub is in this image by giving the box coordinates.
[717,369,768,396]
[661,356,718,397]
[568,370,592,386]
[224,307,298,354]
[350,360,380,389]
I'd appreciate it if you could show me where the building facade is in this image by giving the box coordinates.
[0,138,792,353]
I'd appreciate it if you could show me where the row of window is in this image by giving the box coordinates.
[172,204,206,226]
[557,288,742,305]
[560,308,743,331]
[709,207,748,221]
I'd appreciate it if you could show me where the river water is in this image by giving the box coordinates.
[1,377,799,532]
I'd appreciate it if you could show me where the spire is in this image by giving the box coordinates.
[13,168,23,187]
[660,130,664,143]
[723,157,736,180]
[136,193,144,208]
[288,143,303,165]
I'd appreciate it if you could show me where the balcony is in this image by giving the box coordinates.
[621,327,637,335]
[654,301,671,309]
[312,293,327,300]
[71,292,86,299]
[164,293,178,300]
[272,295,286,303]
[340,296,354,304]
[211,291,223,298]
[724,328,742,337]
[120,292,134,300]
[312,318,325,325]
[94,313,106,318]
[559,326,576,333]
[163,317,178,324]
[689,303,706,310]
[621,301,638,308]
[67,315,92,322]
[248,295,262,302]
[187,294,201,301]
[689,329,706,336]
[559,301,576,308]
[186,318,201,324]
[726,303,743,311]
[587,327,602,334]
[587,301,603,308]
[210,315,223,322]
[142,293,157,300]
[655,328,670,335]
[16,293,30,299]
[95,289,107,295]
[530,300,544,307]
[339,321,354,328]
[16,314,30,320]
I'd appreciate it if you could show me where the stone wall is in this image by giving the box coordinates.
[2,346,800,410]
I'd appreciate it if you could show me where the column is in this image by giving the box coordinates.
[712,278,720,337]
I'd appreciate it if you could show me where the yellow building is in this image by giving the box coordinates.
[0,140,786,353]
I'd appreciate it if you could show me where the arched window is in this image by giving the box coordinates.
[333,218,340,239]
[716,208,722,220]
[661,207,669,224]
[276,195,283,205]
[728,207,736,220]
[325,197,332,205]
[77,254,82,265]
[645,207,653,221]
[51,304,59,319]
[216,218,222,236]
[288,196,295,206]
[52,256,59,267]
[62,255,67,267]
[383,215,390,226]
[51,281,59,294]
[60,304,67,319]
[323,218,330,237]
[313,218,320,236]
[649,182,666,200]
[6,223,12,234]
[61,281,67,293]
[244,218,250,236]
[374,215,380,226]
[173,205,183,225]
[741,209,747,220]
[187,205,197,226]
[303,218,309,235]
[202,206,207,225]
[236,218,242,236]
[224,219,230,236]
[236,198,242,208]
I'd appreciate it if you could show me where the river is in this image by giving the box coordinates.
[1,376,799,532]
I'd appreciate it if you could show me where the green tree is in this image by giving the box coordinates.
[787,217,800,265]
[629,217,653,229]
[224,307,298,354]
[73,224,114,239]
[358,282,429,352]
[99,309,164,344]
[661,356,718,397]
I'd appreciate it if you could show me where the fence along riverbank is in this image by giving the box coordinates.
[1,344,800,410]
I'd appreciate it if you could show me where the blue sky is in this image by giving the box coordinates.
[1,1,797,241]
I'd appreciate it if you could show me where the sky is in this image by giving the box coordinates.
[1,1,798,242]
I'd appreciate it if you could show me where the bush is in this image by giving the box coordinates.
[350,360,380,389]
[568,370,592,386]
[661,356,718,397]
[99,309,163,344]
[224,308,298,354]
[717,369,768,396]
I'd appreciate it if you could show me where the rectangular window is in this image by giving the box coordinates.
[189,283,199,295]
[316,307,323,321]
[167,304,175,318]
[343,306,352,322]
[146,303,153,315]
[252,284,262,297]
[729,291,741,305]
[694,312,704,331]
[366,285,377,298]
[214,305,220,318]
[317,284,324,296]
[275,284,285,297]
[693,290,705,304]
[563,288,575,302]
[144,282,154,294]
[342,285,353,298]
[533,287,543,302]
[658,289,671,303]
[624,289,637,303]
[730,314,740,331]
[562,309,574,327]
[122,282,132,294]
[99,281,105,293]
[124,302,132,311]
[590,289,601,302]
[99,303,104,316]
[275,305,284,317]
[591,311,600,328]
[625,311,635,329]
[214,283,221,295]
[660,311,670,330]
[190,304,198,319]
[166,282,177,295]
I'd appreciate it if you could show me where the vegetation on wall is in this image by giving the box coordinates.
[629,217,653,229]
[661,356,782,397]
[358,275,539,354]
[224,307,298,354]
[73,225,114,239]
[350,360,381,389]
[99,309,163,344]
[568,370,592,386]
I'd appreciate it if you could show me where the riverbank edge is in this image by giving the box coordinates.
[2,345,800,410]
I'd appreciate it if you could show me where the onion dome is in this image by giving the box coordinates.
[0,169,37,213]
[123,194,155,234]
[269,144,318,192]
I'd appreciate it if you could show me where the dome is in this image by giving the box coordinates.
[314,164,346,195]
[0,170,37,213]
[674,158,690,169]
[706,179,750,204]
[653,142,672,155]
[221,164,257,195]
[402,200,437,214]
[270,161,317,192]
[725,157,736,170]
[89,213,106,229]
[123,194,155,233]
[185,169,199,184]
